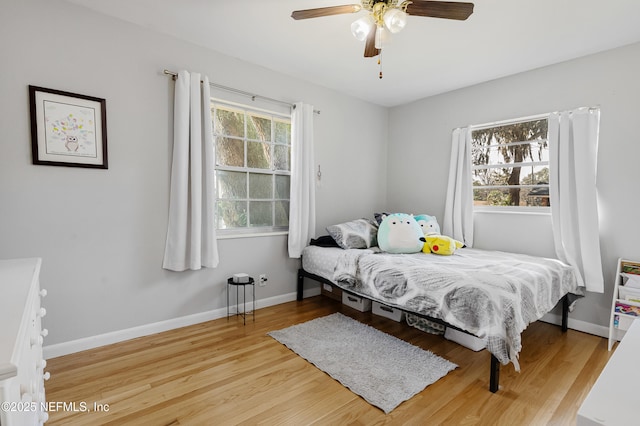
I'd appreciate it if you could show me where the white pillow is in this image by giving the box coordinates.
[326,218,378,249]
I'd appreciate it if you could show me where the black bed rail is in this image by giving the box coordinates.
[297,267,570,393]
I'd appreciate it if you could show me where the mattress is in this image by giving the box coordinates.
[301,246,348,282]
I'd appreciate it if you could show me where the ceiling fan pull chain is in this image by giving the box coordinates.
[378,53,383,79]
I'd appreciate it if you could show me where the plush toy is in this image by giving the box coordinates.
[414,214,463,255]
[377,213,425,254]
[414,214,441,236]
[424,234,464,255]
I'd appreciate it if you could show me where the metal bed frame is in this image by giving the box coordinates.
[297,268,569,393]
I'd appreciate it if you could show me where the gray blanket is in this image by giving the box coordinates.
[332,248,578,370]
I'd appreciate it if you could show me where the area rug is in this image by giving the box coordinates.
[268,313,457,413]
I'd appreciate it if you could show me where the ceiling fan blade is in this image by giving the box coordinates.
[364,25,380,58]
[291,4,361,20]
[406,1,474,20]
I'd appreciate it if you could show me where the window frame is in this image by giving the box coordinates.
[212,98,292,236]
[469,113,551,213]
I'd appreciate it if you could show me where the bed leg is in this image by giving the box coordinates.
[561,294,569,332]
[490,354,500,393]
[297,269,304,301]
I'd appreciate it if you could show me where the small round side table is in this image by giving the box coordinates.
[227,277,255,325]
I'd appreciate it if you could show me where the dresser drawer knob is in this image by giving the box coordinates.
[20,381,36,396]
[40,288,48,298]
[37,307,47,318]
[31,335,44,347]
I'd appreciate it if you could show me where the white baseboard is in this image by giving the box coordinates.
[43,287,321,360]
[540,312,609,338]
[44,286,603,360]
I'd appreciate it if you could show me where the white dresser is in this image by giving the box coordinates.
[0,258,48,426]
[577,317,640,425]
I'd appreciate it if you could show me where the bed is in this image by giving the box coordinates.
[297,245,578,392]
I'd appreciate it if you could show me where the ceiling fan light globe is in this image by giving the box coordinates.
[383,8,407,33]
[374,26,385,49]
[351,16,374,41]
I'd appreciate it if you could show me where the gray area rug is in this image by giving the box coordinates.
[268,313,457,413]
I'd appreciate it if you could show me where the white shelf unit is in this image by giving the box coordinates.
[608,258,640,351]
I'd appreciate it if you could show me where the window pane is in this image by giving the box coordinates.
[472,119,547,144]
[216,137,244,167]
[249,173,272,199]
[275,201,289,227]
[247,114,271,141]
[216,171,247,199]
[247,141,271,169]
[217,200,247,229]
[472,141,549,167]
[473,185,550,207]
[274,145,290,171]
[249,201,272,227]
[523,185,550,207]
[215,107,244,138]
[275,175,290,199]
[473,188,510,207]
[520,165,549,185]
[472,167,512,187]
[474,166,549,186]
[275,120,291,145]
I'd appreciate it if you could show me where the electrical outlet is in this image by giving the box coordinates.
[259,274,268,286]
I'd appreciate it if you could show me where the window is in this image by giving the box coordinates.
[471,116,550,210]
[212,100,291,234]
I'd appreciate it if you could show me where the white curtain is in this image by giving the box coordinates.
[549,108,603,292]
[163,70,219,271]
[443,127,474,247]
[288,102,316,258]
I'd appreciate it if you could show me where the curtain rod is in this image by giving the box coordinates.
[469,112,550,131]
[163,69,320,115]
[466,106,599,132]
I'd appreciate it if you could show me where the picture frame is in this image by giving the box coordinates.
[29,85,108,169]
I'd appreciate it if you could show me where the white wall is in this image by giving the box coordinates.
[3,0,636,352]
[388,42,640,329]
[0,0,388,349]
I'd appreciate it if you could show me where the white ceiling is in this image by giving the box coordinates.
[65,0,640,107]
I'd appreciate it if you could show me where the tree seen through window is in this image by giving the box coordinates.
[213,102,291,231]
[471,118,549,207]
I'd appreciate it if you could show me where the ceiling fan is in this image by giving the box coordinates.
[291,1,474,59]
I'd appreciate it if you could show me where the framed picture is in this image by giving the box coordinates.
[29,85,108,169]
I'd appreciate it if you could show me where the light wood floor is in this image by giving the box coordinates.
[46,296,614,425]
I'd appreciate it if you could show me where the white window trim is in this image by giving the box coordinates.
[217,231,289,240]
[469,113,551,214]
[212,99,292,234]
[473,205,550,214]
